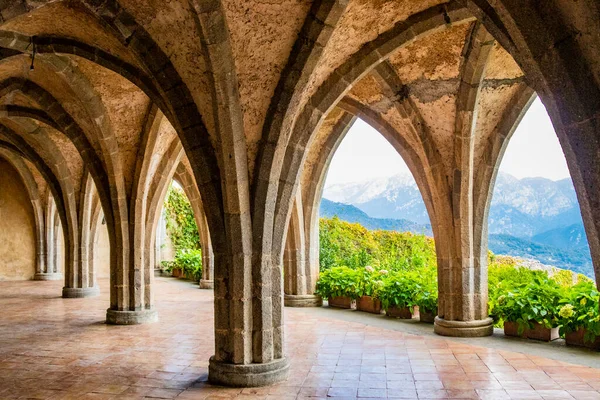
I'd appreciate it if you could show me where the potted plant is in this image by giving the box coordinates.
[558,281,600,349]
[176,248,203,283]
[315,266,360,309]
[380,271,420,319]
[416,284,437,323]
[161,260,183,278]
[356,266,386,314]
[172,266,184,278]
[493,277,561,341]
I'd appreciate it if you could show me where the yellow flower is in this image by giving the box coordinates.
[559,304,574,319]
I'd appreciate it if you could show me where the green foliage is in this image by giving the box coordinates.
[379,270,421,311]
[552,269,577,287]
[357,266,387,298]
[160,260,176,273]
[318,217,600,339]
[558,280,600,342]
[175,248,203,282]
[319,218,376,270]
[415,269,438,314]
[315,266,361,299]
[319,217,436,272]
[164,185,200,251]
[491,276,563,334]
[488,257,547,318]
[161,184,203,282]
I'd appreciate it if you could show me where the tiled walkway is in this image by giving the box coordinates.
[1,278,599,399]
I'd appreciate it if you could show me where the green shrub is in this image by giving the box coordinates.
[357,266,387,298]
[552,269,576,287]
[492,276,563,334]
[416,278,438,314]
[319,217,436,273]
[175,248,202,282]
[160,260,176,273]
[558,280,600,343]
[315,266,361,299]
[319,218,376,270]
[379,271,421,311]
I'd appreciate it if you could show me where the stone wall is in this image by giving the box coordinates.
[0,159,36,280]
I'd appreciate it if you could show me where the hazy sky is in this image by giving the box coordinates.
[325,97,570,185]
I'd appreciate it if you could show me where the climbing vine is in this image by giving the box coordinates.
[164,184,200,251]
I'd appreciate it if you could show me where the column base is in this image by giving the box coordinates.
[208,356,290,387]
[284,294,323,307]
[434,316,494,337]
[106,308,158,325]
[62,286,100,298]
[34,273,63,281]
[199,279,214,289]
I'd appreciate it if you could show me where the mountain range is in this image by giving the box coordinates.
[321,172,594,277]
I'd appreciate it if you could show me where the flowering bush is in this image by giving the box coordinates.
[558,280,600,342]
[491,276,563,334]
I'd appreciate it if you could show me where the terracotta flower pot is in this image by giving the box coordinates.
[328,296,353,309]
[504,321,559,341]
[526,322,559,342]
[503,321,526,338]
[565,328,600,350]
[172,268,183,278]
[356,296,382,314]
[419,309,436,323]
[386,306,415,319]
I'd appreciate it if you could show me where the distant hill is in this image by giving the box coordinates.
[532,223,589,250]
[488,234,593,277]
[320,199,432,235]
[324,172,583,237]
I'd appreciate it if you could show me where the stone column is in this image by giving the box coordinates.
[283,192,322,307]
[433,25,495,337]
[63,176,99,298]
[198,206,214,289]
[35,197,63,281]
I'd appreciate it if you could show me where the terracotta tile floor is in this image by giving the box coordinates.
[1,278,600,399]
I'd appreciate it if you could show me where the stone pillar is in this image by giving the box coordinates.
[434,25,494,337]
[199,245,214,288]
[198,206,214,289]
[35,197,63,281]
[283,193,322,307]
[63,177,99,298]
